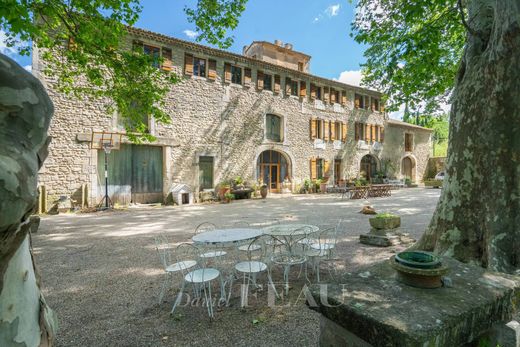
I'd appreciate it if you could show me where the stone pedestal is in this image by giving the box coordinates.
[309,257,520,347]
[359,228,415,247]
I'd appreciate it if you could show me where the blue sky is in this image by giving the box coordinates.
[1,0,366,85]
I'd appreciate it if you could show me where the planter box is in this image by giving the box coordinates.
[369,216,401,230]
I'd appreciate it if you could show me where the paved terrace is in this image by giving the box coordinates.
[34,188,440,346]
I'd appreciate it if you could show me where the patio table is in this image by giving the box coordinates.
[192,228,263,246]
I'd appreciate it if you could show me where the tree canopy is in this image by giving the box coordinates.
[350,0,466,114]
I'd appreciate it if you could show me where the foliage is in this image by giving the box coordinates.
[224,192,235,200]
[375,212,398,219]
[354,177,368,187]
[0,1,185,142]
[185,0,247,49]
[350,0,465,115]
[233,176,244,185]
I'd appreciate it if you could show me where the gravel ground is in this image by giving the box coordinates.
[33,188,440,347]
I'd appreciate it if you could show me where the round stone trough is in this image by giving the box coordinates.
[390,251,448,289]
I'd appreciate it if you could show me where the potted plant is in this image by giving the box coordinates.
[217,181,231,200]
[369,212,401,230]
[223,192,235,203]
[260,184,268,198]
[302,179,311,194]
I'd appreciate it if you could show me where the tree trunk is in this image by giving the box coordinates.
[415,0,520,274]
[0,54,57,345]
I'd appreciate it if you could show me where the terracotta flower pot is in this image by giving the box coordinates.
[260,186,268,199]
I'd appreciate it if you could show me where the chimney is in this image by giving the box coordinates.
[274,39,283,46]
[284,43,293,50]
[242,45,249,55]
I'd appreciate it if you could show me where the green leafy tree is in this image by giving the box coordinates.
[353,0,520,273]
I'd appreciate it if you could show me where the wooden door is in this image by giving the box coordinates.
[402,157,413,180]
[131,145,163,203]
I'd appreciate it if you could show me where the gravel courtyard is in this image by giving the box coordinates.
[33,188,440,347]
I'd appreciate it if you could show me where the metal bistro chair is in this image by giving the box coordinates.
[232,237,275,307]
[305,219,342,282]
[194,222,228,259]
[194,222,217,234]
[172,243,222,319]
[154,236,198,304]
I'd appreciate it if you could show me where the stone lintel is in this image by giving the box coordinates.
[76,133,180,147]
[309,257,520,346]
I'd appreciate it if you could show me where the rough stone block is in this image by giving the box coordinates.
[309,257,520,347]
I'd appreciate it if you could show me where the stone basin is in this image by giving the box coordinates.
[395,250,441,269]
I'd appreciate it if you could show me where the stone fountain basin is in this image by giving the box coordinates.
[391,255,449,289]
[395,250,441,269]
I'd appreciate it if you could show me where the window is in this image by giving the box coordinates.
[335,121,342,140]
[193,57,206,77]
[355,122,365,141]
[144,45,161,68]
[372,98,380,111]
[199,156,214,189]
[354,94,364,109]
[316,119,323,139]
[231,65,242,84]
[316,159,324,179]
[291,80,298,96]
[298,62,304,71]
[263,74,272,91]
[266,114,282,142]
[405,133,413,151]
[316,86,322,100]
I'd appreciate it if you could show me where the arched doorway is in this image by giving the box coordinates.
[360,155,378,181]
[257,150,290,192]
[402,156,416,181]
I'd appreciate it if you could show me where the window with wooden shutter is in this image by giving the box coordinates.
[371,124,377,143]
[355,94,362,108]
[341,91,347,106]
[324,120,330,141]
[342,122,347,142]
[330,121,336,141]
[244,68,252,86]
[300,81,307,98]
[330,88,336,104]
[354,122,360,141]
[208,59,217,80]
[310,83,317,100]
[193,57,207,77]
[364,96,370,110]
[380,126,385,143]
[184,53,193,75]
[161,48,173,71]
[324,87,330,103]
[310,158,317,180]
[285,77,292,95]
[310,118,316,140]
[405,133,413,151]
[223,63,231,83]
[324,160,330,178]
[365,124,370,142]
[257,70,264,90]
[274,75,281,93]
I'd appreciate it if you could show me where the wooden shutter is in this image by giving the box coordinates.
[324,121,330,141]
[324,87,329,103]
[380,126,385,143]
[184,53,193,75]
[310,158,317,180]
[355,95,360,108]
[161,48,173,71]
[310,83,317,100]
[341,91,347,106]
[365,124,370,142]
[244,68,252,86]
[299,81,307,98]
[380,103,385,113]
[310,118,316,139]
[371,124,376,142]
[224,63,231,83]
[342,122,347,142]
[330,88,336,104]
[257,70,264,90]
[330,121,336,141]
[274,75,281,93]
[207,59,217,80]
[285,77,291,95]
[324,160,331,178]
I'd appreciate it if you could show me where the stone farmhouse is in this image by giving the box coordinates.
[33,26,432,208]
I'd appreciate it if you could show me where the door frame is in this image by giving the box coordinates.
[260,163,280,192]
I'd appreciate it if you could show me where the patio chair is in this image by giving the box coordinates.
[232,237,275,306]
[194,222,216,234]
[172,243,222,319]
[154,236,198,304]
[232,220,250,227]
[304,219,342,282]
[194,222,228,259]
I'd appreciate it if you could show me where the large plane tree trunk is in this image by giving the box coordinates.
[415,0,520,274]
[0,54,57,345]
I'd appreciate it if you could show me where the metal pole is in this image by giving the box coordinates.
[104,149,109,209]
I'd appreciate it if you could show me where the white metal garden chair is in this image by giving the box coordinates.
[172,243,222,319]
[154,236,198,304]
[194,222,216,234]
[304,219,342,282]
[194,222,228,259]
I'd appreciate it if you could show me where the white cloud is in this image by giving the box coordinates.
[183,30,200,39]
[24,65,32,72]
[325,4,340,17]
[335,70,363,87]
[0,30,18,56]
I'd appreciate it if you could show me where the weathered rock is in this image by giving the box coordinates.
[309,256,520,346]
[360,206,377,215]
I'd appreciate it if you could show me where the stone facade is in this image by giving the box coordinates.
[34,26,432,208]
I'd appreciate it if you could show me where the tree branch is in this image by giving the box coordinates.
[457,0,479,37]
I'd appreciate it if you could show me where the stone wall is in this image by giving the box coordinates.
[34,28,431,208]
